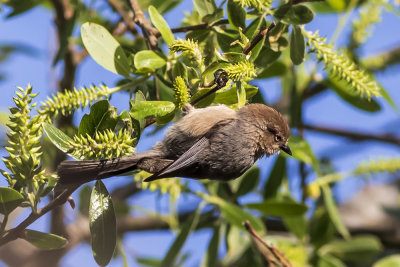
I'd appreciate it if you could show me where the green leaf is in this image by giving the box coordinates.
[191,88,216,108]
[319,235,382,264]
[232,167,260,197]
[321,185,350,239]
[136,257,162,266]
[379,85,398,112]
[89,181,116,266]
[81,22,131,77]
[236,82,246,108]
[327,77,381,113]
[43,123,74,154]
[203,226,220,267]
[257,61,287,79]
[287,136,319,173]
[318,254,346,267]
[130,101,175,120]
[0,187,24,215]
[290,25,305,65]
[373,254,400,267]
[134,50,166,72]
[202,194,265,234]
[79,185,92,216]
[254,46,281,69]
[213,84,258,105]
[222,52,247,63]
[22,229,68,250]
[263,155,286,199]
[193,0,216,17]
[284,215,307,240]
[246,199,308,217]
[216,29,239,52]
[148,5,175,46]
[78,100,118,137]
[160,204,204,267]
[150,0,183,14]
[274,5,314,25]
[130,90,147,134]
[310,206,336,249]
[227,0,246,30]
[203,8,224,24]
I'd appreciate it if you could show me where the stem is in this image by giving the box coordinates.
[0,186,77,247]
[0,214,9,235]
[330,0,359,44]
[242,22,276,55]
[302,123,400,146]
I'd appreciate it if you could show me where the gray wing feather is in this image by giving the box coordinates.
[144,137,209,181]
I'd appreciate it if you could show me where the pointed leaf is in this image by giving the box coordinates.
[160,204,204,267]
[130,101,175,120]
[22,229,68,250]
[134,50,166,72]
[203,226,220,267]
[319,235,382,263]
[286,136,319,173]
[233,167,260,197]
[213,84,258,105]
[236,82,246,108]
[290,25,305,65]
[150,0,183,14]
[0,187,24,215]
[202,194,265,234]
[246,199,308,217]
[227,0,246,30]
[263,155,286,199]
[148,5,175,46]
[321,185,350,239]
[89,181,116,266]
[43,123,74,154]
[274,5,314,25]
[374,254,400,267]
[193,0,216,17]
[81,22,131,77]
[318,254,346,267]
[78,100,118,136]
[327,76,381,113]
[257,61,287,79]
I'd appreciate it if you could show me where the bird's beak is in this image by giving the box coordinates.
[280,145,292,156]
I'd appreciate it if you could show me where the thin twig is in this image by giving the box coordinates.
[0,186,77,246]
[244,221,293,267]
[242,22,276,55]
[127,0,159,50]
[302,123,400,146]
[163,19,229,36]
[106,0,138,35]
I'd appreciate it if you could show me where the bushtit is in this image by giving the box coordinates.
[57,103,291,186]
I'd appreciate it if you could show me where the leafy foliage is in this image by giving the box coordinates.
[303,29,381,99]
[0,0,399,265]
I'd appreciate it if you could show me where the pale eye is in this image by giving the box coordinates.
[274,135,282,142]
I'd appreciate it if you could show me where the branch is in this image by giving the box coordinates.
[302,123,400,146]
[127,0,159,50]
[242,22,276,55]
[244,221,293,267]
[164,19,229,35]
[0,186,77,247]
[106,0,138,35]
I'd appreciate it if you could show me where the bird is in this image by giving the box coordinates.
[56,103,291,187]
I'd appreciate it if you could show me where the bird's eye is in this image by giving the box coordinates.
[274,135,282,142]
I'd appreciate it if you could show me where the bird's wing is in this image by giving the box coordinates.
[144,136,209,181]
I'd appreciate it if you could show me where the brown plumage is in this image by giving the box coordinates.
[56,104,291,188]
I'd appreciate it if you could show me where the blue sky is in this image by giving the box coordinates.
[0,1,399,266]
